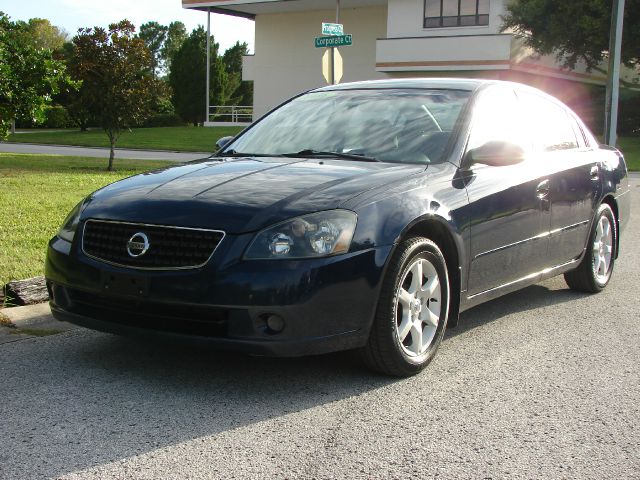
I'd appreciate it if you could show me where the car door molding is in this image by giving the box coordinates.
[465,257,579,303]
[473,219,590,261]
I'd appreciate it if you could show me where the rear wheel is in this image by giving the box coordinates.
[360,237,450,377]
[564,203,616,293]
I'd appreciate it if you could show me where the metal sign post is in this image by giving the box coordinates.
[331,0,340,85]
[315,0,352,85]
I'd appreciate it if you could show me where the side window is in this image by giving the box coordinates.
[569,114,588,148]
[571,113,597,148]
[517,92,579,152]
[467,87,531,153]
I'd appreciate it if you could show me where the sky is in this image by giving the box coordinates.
[1,0,255,53]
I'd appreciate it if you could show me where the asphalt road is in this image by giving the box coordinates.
[1,179,638,479]
[0,142,209,162]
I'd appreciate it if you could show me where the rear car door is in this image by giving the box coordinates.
[464,86,551,296]
[517,90,600,267]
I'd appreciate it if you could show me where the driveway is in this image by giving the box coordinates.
[0,142,210,162]
[0,179,638,479]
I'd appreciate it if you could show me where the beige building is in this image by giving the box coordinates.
[182,0,611,124]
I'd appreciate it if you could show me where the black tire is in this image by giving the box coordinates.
[564,203,617,293]
[360,237,450,377]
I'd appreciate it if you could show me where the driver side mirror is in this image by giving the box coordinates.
[465,141,525,167]
[216,136,234,151]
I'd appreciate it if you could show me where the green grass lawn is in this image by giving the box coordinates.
[8,126,244,153]
[617,137,640,171]
[0,154,169,286]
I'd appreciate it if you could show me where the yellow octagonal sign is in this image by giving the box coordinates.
[322,48,343,84]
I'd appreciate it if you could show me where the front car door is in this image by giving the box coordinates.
[463,86,551,297]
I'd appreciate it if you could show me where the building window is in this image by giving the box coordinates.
[424,0,490,28]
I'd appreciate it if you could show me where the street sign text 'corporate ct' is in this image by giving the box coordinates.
[314,34,353,48]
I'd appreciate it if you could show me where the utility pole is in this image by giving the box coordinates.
[206,7,211,126]
[605,0,625,146]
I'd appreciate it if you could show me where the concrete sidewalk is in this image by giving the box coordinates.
[0,303,77,344]
[0,142,210,162]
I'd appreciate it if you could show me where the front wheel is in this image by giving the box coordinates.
[360,237,450,377]
[564,203,617,293]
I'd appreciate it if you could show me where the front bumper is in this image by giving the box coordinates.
[45,235,392,356]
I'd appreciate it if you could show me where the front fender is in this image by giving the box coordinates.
[346,165,470,315]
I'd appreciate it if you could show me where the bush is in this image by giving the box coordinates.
[44,106,73,128]
[155,97,176,115]
[14,117,36,129]
[143,113,185,128]
[618,90,640,136]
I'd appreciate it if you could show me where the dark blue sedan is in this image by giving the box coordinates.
[46,79,630,376]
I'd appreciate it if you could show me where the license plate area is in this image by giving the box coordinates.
[101,271,149,297]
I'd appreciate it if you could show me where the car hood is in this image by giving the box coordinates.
[82,157,425,233]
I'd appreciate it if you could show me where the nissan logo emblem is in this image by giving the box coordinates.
[126,232,150,258]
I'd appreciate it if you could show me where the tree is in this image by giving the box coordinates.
[162,21,187,71]
[0,13,73,139]
[55,41,93,131]
[168,26,229,125]
[26,18,68,51]
[139,21,168,79]
[222,41,253,106]
[139,21,172,116]
[502,0,640,70]
[72,20,156,170]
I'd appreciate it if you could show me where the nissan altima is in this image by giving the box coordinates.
[46,79,630,376]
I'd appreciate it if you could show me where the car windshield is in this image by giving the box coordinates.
[223,88,471,164]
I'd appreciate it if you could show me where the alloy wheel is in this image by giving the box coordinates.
[395,257,441,357]
[593,215,613,283]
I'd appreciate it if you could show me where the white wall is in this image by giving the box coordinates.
[386,0,507,38]
[243,5,388,118]
[376,34,512,70]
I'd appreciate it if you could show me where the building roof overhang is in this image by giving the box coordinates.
[182,0,386,19]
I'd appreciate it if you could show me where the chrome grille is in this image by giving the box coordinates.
[82,220,225,269]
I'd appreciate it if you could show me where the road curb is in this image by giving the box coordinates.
[0,302,77,335]
[0,142,210,162]
[1,302,54,327]
[2,141,210,156]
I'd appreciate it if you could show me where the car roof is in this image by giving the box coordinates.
[313,78,491,92]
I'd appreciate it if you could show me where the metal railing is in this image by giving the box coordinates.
[207,105,253,124]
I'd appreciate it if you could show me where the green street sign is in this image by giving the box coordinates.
[322,23,344,36]
[314,34,352,48]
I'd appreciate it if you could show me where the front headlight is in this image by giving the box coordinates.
[57,200,84,243]
[245,210,357,259]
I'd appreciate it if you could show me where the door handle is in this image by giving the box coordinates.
[536,179,550,199]
[590,165,599,181]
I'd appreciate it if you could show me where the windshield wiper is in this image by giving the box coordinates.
[217,149,380,162]
[283,149,381,162]
[217,150,274,157]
